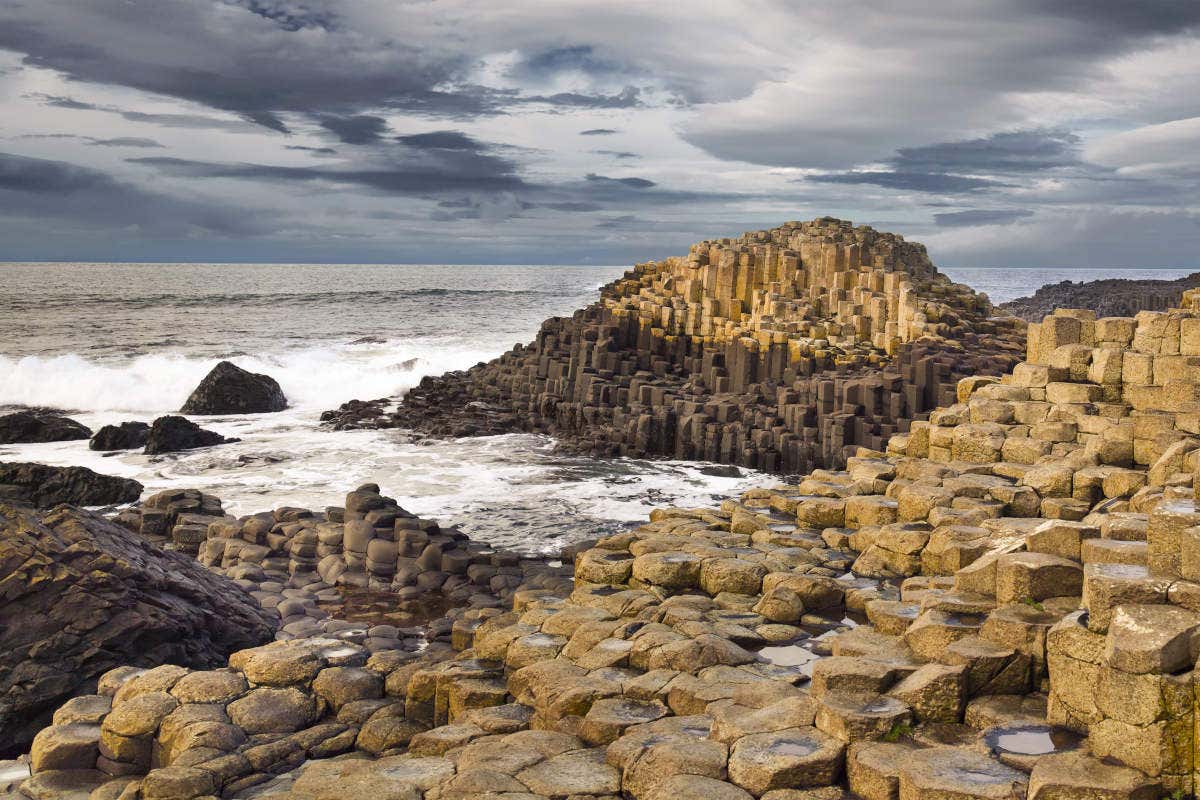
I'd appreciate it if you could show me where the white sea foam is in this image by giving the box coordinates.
[0,339,496,415]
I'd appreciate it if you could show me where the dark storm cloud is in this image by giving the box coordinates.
[933,209,1035,227]
[1023,0,1200,36]
[397,131,484,151]
[894,131,1081,174]
[0,2,483,130]
[318,115,390,145]
[580,129,618,136]
[285,145,337,155]
[0,151,263,235]
[806,171,1006,193]
[129,153,530,195]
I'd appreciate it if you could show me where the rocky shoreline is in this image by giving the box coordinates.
[6,291,1200,797]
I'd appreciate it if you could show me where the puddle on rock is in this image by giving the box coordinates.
[985,724,1082,756]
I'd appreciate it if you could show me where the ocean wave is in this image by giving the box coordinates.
[0,340,500,415]
[0,287,578,313]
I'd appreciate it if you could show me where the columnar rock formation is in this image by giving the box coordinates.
[324,218,1026,473]
[1001,271,1200,321]
[16,300,1200,798]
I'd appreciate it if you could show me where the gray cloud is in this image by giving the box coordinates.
[894,131,1081,174]
[933,209,1035,227]
[318,114,390,145]
[88,137,164,148]
[806,171,1007,194]
[584,173,655,189]
[0,151,263,235]
[580,129,618,136]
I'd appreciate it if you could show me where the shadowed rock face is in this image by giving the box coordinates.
[0,462,142,508]
[0,410,91,445]
[324,218,1025,474]
[143,415,235,455]
[180,361,287,415]
[89,421,150,451]
[1000,272,1200,322]
[0,503,277,755]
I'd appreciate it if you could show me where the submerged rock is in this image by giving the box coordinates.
[143,415,235,455]
[180,360,287,415]
[0,462,142,508]
[0,410,91,445]
[89,421,150,451]
[0,503,276,754]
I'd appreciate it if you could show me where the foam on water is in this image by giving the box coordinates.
[0,338,494,414]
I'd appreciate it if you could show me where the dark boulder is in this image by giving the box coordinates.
[180,360,287,415]
[89,421,151,451]
[0,462,142,508]
[0,503,277,754]
[0,410,91,444]
[143,415,236,455]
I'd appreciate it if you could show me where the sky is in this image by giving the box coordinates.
[0,0,1198,267]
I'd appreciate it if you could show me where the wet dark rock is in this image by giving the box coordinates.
[180,360,287,415]
[0,462,142,508]
[89,421,150,451]
[143,415,236,455]
[0,410,91,444]
[0,502,276,754]
[1000,271,1200,321]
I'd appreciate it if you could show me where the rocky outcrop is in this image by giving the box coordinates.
[325,218,1025,473]
[0,411,91,445]
[1000,271,1200,321]
[180,361,287,415]
[0,503,276,755]
[0,463,142,508]
[89,421,150,451]
[142,415,234,455]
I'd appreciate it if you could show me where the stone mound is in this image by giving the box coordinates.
[89,421,150,451]
[180,361,287,415]
[0,410,91,445]
[324,217,1025,473]
[1001,271,1200,321]
[0,503,277,755]
[0,462,142,508]
[143,415,235,455]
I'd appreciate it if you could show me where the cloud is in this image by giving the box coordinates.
[580,129,618,136]
[806,171,1007,194]
[933,209,1035,227]
[594,150,638,159]
[893,131,1081,174]
[1085,117,1200,176]
[87,137,164,148]
[0,151,264,235]
[130,154,530,195]
[584,173,655,189]
[397,131,484,151]
[318,114,390,145]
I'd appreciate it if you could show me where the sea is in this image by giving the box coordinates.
[0,263,1192,552]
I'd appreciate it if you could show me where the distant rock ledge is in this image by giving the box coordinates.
[1000,271,1200,321]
